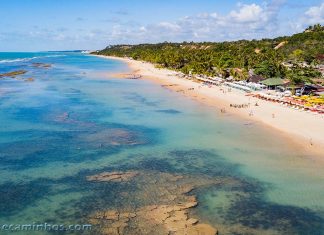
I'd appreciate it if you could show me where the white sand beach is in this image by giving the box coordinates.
[96,55,324,155]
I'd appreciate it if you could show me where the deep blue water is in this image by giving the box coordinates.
[1,52,324,235]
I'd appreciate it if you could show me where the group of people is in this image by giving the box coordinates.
[230,103,250,108]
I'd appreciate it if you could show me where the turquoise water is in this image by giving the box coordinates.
[0,52,324,234]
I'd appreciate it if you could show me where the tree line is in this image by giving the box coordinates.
[93,25,324,85]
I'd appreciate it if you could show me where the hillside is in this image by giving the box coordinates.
[93,24,324,84]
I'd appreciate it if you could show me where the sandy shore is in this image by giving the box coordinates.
[95,55,324,156]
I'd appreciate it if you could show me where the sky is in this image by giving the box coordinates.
[0,0,323,51]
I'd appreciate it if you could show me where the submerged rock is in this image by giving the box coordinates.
[25,77,35,82]
[32,62,52,68]
[88,170,221,235]
[87,171,139,183]
[0,70,27,78]
[81,128,145,146]
[90,198,217,235]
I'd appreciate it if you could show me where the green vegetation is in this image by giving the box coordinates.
[93,25,324,84]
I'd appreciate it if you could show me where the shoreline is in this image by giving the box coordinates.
[95,55,324,157]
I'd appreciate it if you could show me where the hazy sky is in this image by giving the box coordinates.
[0,0,323,51]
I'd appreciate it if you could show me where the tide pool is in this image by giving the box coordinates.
[0,52,323,234]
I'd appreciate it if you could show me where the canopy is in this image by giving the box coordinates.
[260,77,284,86]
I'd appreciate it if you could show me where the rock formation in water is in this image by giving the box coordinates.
[25,78,34,82]
[32,63,52,68]
[87,171,222,235]
[0,70,27,78]
[87,171,139,183]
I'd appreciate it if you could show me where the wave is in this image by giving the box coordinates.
[0,54,65,64]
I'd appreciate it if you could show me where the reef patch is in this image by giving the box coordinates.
[87,171,139,183]
[87,170,226,235]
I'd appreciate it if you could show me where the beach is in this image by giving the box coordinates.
[2,52,324,234]
[97,55,324,156]
[2,0,324,233]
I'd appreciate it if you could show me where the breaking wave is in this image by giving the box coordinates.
[0,55,65,64]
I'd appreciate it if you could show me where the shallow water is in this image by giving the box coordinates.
[0,52,324,234]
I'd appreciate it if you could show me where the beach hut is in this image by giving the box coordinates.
[260,77,286,90]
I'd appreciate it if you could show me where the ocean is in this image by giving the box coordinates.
[0,52,324,234]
